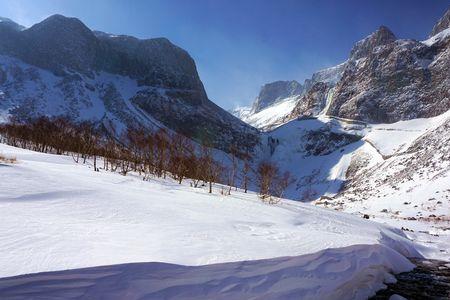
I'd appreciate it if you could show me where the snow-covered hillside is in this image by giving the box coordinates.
[233,96,299,130]
[312,111,450,260]
[0,142,423,299]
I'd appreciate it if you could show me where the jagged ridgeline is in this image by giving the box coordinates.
[0,14,259,152]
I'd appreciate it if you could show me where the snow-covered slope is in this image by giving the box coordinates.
[312,111,450,260]
[257,116,364,201]
[238,96,299,130]
[0,142,422,299]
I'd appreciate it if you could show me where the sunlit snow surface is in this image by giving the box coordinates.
[0,143,420,299]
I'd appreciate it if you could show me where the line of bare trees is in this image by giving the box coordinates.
[0,116,293,201]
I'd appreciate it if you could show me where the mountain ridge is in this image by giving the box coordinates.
[0,14,259,152]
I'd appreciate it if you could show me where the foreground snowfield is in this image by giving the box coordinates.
[0,143,421,299]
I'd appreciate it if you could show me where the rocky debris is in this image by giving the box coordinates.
[251,80,303,113]
[0,15,259,152]
[371,258,450,300]
[430,8,450,37]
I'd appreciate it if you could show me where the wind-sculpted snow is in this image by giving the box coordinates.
[0,244,414,300]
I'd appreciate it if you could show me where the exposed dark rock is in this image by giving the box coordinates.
[301,128,361,156]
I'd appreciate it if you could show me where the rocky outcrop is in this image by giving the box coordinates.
[0,15,259,152]
[251,80,303,113]
[328,21,450,123]
[430,8,450,37]
[287,82,331,119]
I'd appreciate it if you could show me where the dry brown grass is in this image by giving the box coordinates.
[0,154,17,164]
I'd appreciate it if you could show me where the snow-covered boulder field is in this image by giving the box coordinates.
[0,142,423,299]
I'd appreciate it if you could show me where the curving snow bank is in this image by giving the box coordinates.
[0,244,414,300]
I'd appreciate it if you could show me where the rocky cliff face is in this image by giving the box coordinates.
[0,15,259,151]
[287,82,331,119]
[251,80,303,113]
[287,62,347,120]
[328,24,450,123]
[430,8,450,37]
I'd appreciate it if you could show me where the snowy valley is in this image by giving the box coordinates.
[0,5,450,300]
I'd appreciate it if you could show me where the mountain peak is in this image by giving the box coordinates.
[20,14,98,73]
[430,8,450,37]
[0,16,25,31]
[350,25,396,60]
[26,14,93,36]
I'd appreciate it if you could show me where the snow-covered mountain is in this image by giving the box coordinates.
[0,14,259,152]
[233,8,450,130]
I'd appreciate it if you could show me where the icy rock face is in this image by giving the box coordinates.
[430,8,450,37]
[328,24,450,123]
[0,15,259,151]
[251,80,303,113]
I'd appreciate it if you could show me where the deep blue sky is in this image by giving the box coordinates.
[0,0,448,109]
